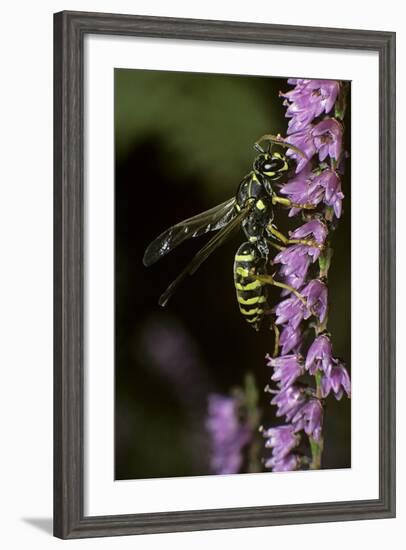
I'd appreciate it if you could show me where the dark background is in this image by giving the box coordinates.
[114,69,351,480]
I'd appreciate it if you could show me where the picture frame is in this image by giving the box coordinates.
[54,10,396,539]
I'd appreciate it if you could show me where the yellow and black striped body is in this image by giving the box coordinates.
[236,152,289,247]
[234,242,268,331]
[236,172,273,246]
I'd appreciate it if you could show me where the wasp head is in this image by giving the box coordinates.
[253,152,289,178]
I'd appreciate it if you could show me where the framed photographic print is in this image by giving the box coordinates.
[54,10,396,539]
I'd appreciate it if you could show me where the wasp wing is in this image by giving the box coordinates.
[143,197,236,267]
[158,202,253,307]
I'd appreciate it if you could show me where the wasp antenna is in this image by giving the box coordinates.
[253,143,265,154]
[255,134,307,159]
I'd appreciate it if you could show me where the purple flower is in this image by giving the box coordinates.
[265,453,299,472]
[305,334,333,375]
[285,129,317,173]
[286,118,343,173]
[266,353,304,388]
[313,169,344,218]
[292,398,323,441]
[274,245,312,291]
[321,360,351,400]
[279,324,302,354]
[280,165,325,216]
[274,294,305,330]
[273,220,327,291]
[281,168,344,219]
[274,279,327,329]
[308,80,340,114]
[261,78,351,472]
[282,79,340,134]
[312,119,343,163]
[263,424,300,459]
[301,279,328,324]
[271,385,306,421]
[206,394,251,475]
[289,219,327,246]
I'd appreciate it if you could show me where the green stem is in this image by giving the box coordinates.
[319,246,333,280]
[309,437,324,469]
[243,373,262,473]
[308,242,335,465]
[309,372,324,469]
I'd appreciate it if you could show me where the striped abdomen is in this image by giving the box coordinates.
[233,242,268,331]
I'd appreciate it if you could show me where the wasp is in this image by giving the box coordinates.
[143,135,318,330]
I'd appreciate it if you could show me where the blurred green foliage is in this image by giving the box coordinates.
[115,69,285,200]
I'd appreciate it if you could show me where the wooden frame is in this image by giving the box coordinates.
[54,10,396,539]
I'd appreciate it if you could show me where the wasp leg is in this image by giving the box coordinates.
[272,323,280,357]
[250,272,307,306]
[267,224,323,250]
[268,240,285,252]
[251,272,321,321]
[272,195,317,211]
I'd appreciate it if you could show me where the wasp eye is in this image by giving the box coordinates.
[262,156,287,175]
